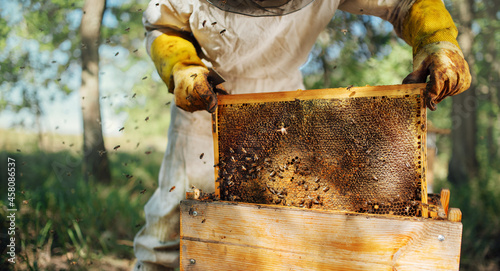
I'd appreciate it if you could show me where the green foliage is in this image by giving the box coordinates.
[0,147,162,268]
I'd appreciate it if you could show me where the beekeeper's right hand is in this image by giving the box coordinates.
[151,33,219,113]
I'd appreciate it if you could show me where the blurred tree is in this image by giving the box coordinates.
[79,0,111,183]
[448,0,479,186]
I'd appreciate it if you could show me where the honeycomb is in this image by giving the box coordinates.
[213,86,427,217]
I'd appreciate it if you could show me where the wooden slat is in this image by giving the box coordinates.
[180,200,462,271]
[217,83,426,105]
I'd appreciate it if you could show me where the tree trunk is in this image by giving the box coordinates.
[79,0,111,183]
[448,0,479,185]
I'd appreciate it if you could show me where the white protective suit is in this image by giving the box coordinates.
[134,0,414,269]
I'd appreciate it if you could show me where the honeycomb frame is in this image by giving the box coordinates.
[212,84,428,217]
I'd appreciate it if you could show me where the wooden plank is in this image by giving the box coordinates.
[217,83,426,105]
[180,200,462,271]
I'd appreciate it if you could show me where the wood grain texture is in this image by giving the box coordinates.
[180,200,462,271]
[217,83,427,105]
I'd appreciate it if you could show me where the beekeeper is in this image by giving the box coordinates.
[133,0,471,269]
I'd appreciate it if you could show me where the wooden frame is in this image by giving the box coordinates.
[212,83,429,217]
[180,200,462,270]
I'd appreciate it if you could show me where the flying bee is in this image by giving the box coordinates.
[132,93,137,98]
[145,116,149,121]
[169,186,176,192]
[119,127,125,132]
[142,76,148,80]
[211,22,217,26]
[115,52,119,56]
[133,49,138,53]
[190,73,197,79]
[220,29,226,35]
[145,151,152,155]
[140,189,146,194]
[125,27,130,32]
[200,153,204,159]
[113,145,120,150]
[202,20,207,27]
[346,85,354,91]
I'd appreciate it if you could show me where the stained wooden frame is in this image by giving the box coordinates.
[212,84,429,217]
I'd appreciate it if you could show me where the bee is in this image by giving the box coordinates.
[135,223,141,228]
[190,73,197,79]
[125,27,130,32]
[276,123,288,135]
[346,85,354,91]
[155,3,159,6]
[133,49,138,53]
[269,171,276,177]
[241,165,247,171]
[145,151,152,155]
[22,200,29,205]
[51,60,56,64]
[211,22,217,26]
[200,153,204,159]
[165,101,171,106]
[16,149,21,152]
[69,143,74,147]
[125,174,133,179]
[201,219,206,223]
[145,116,149,121]
[372,175,378,181]
[341,29,348,35]
[314,177,320,183]
[323,187,330,192]
[220,29,226,35]
[114,145,121,150]
[169,186,176,192]
[106,39,111,44]
[202,20,207,27]
[119,127,125,132]
[142,76,148,80]
[115,52,119,56]
[20,66,25,70]
[229,147,234,153]
[241,147,247,154]
[132,93,137,98]
[140,189,147,194]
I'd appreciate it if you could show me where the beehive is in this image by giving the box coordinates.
[212,84,428,217]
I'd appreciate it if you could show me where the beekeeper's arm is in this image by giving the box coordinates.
[143,1,220,113]
[339,0,471,110]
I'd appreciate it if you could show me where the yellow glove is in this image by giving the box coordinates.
[150,32,222,113]
[401,0,471,110]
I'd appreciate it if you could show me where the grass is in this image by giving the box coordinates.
[0,129,165,270]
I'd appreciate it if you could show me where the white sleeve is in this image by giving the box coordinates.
[338,0,416,38]
[142,0,195,55]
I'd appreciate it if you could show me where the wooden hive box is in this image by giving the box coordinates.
[180,84,463,270]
